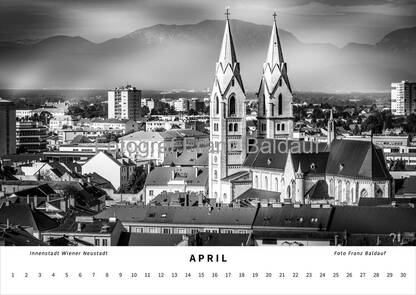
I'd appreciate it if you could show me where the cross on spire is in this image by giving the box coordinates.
[225,6,230,20]
[273,10,277,21]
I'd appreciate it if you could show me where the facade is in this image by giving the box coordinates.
[81,151,136,191]
[120,129,209,165]
[257,14,294,139]
[208,13,247,203]
[49,115,78,133]
[391,80,416,116]
[144,167,208,204]
[108,85,142,121]
[0,98,16,156]
[16,121,48,153]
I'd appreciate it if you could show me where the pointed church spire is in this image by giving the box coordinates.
[297,161,302,173]
[218,7,237,66]
[266,10,285,67]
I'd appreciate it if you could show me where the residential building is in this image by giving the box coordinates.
[16,121,48,153]
[79,118,139,134]
[108,85,142,121]
[42,216,124,246]
[391,80,416,115]
[144,167,208,204]
[48,115,78,133]
[0,98,16,156]
[120,129,209,165]
[82,151,136,191]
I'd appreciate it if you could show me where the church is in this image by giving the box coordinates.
[208,10,393,205]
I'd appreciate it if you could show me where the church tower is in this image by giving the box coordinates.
[257,12,293,139]
[327,109,335,147]
[209,9,247,203]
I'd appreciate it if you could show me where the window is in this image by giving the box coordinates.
[163,228,171,234]
[102,239,108,246]
[231,78,235,86]
[230,142,237,149]
[94,239,100,246]
[215,96,219,114]
[234,123,238,132]
[149,190,154,196]
[214,123,218,131]
[229,124,233,132]
[360,189,368,198]
[281,123,285,131]
[271,103,275,116]
[278,94,283,115]
[214,170,218,180]
[276,124,280,131]
[177,228,186,234]
[254,175,259,188]
[262,95,266,115]
[229,96,236,116]
[264,176,268,190]
[223,193,227,202]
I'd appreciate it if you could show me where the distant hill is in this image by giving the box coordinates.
[0,20,415,92]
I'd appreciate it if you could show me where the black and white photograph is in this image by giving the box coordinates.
[0,0,415,294]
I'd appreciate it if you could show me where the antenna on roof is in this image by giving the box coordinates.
[225,6,230,20]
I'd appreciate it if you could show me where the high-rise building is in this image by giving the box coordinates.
[16,121,48,153]
[0,98,16,156]
[108,85,142,121]
[257,12,293,139]
[391,80,416,116]
[208,10,247,203]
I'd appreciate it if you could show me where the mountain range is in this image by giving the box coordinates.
[0,20,415,92]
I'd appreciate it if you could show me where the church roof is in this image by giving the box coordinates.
[243,139,327,171]
[325,139,392,180]
[291,152,329,175]
[305,180,331,200]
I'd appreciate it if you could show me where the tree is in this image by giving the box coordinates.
[124,166,147,193]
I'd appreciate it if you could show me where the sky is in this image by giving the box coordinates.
[1,0,416,46]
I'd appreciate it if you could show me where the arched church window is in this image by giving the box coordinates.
[214,170,218,180]
[278,94,283,115]
[215,96,219,114]
[254,175,259,188]
[281,123,285,131]
[345,181,350,204]
[286,185,291,199]
[271,103,275,116]
[337,180,342,201]
[275,177,279,191]
[214,192,218,199]
[223,193,227,202]
[276,124,280,131]
[229,124,233,132]
[262,94,266,115]
[279,78,282,87]
[231,78,235,87]
[229,96,236,116]
[234,123,238,132]
[264,176,268,190]
[360,189,368,198]
[329,179,335,196]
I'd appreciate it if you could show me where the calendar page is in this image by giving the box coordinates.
[1,247,415,295]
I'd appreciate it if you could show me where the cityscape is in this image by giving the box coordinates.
[0,2,416,247]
